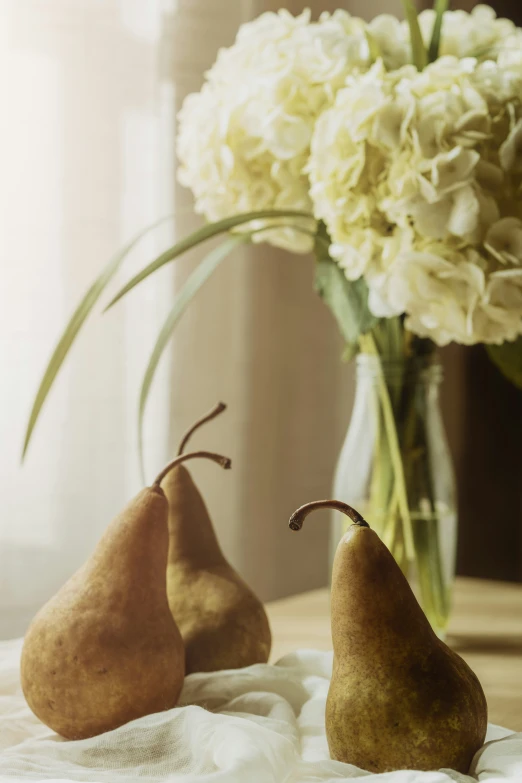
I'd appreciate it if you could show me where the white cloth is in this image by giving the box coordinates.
[0,641,518,782]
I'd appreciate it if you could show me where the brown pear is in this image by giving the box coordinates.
[162,403,271,674]
[20,454,223,739]
[290,500,488,774]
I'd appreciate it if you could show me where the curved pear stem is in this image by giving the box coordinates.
[177,402,227,456]
[152,451,231,487]
[289,500,369,532]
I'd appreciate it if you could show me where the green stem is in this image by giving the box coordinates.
[359,333,416,562]
[360,328,451,635]
[395,352,450,633]
[428,0,449,63]
[406,408,450,629]
[401,0,429,70]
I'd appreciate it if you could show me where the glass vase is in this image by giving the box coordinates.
[331,351,457,638]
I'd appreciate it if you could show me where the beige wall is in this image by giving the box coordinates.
[166,1,356,603]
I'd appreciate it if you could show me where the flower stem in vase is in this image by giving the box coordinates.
[358,329,452,637]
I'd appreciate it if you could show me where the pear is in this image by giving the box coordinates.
[21,450,229,740]
[162,402,271,673]
[289,500,488,774]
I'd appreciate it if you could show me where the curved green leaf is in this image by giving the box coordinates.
[314,256,378,347]
[106,210,313,310]
[428,0,449,63]
[22,214,174,459]
[487,338,522,390]
[401,0,428,70]
[138,234,249,479]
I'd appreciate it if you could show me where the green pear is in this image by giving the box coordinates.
[289,500,488,774]
[162,403,271,674]
[21,452,225,739]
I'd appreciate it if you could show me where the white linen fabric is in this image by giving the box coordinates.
[0,642,517,783]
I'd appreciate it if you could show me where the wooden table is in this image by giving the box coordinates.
[266,577,522,731]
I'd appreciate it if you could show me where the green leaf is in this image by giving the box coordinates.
[314,255,378,350]
[428,0,449,62]
[106,209,313,310]
[401,0,429,70]
[487,337,522,390]
[138,234,248,479]
[342,342,360,363]
[22,214,174,459]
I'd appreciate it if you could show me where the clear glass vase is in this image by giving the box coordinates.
[331,352,457,638]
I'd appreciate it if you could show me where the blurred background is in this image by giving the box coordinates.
[0,0,520,638]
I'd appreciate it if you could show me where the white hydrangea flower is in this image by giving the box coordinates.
[367,6,518,71]
[308,51,522,345]
[366,6,518,71]
[178,4,522,346]
[371,248,486,344]
[496,30,522,76]
[367,15,410,72]
[177,9,370,252]
[500,119,522,173]
[416,6,516,60]
[485,218,522,266]
[374,244,522,346]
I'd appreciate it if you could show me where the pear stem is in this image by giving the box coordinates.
[289,500,369,532]
[152,451,231,487]
[177,402,227,456]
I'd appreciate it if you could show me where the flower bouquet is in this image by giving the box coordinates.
[25,2,522,633]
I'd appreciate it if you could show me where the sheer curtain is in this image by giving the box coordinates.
[0,0,401,638]
[0,0,180,636]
